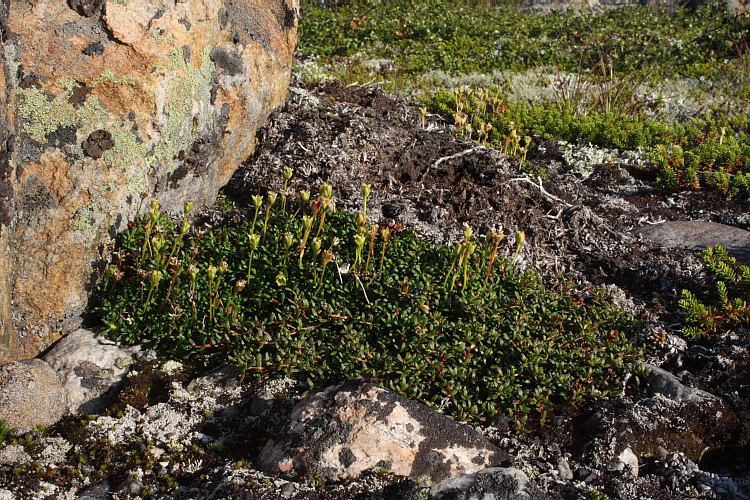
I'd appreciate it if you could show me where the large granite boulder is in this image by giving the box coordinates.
[0,358,67,433]
[259,379,507,486]
[0,0,298,362]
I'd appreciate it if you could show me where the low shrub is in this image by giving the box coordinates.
[96,186,640,424]
[680,246,750,338]
[424,86,750,194]
[299,0,750,82]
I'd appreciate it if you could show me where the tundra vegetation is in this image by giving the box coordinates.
[1,0,748,496]
[94,0,749,426]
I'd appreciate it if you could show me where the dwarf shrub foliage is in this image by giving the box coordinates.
[97,191,639,424]
[425,86,750,194]
[680,245,750,337]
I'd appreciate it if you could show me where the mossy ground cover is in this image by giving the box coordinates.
[96,189,640,425]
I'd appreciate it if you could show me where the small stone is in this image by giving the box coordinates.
[76,481,113,499]
[617,448,639,477]
[42,329,141,414]
[635,220,750,264]
[557,458,574,480]
[428,467,543,499]
[280,482,296,498]
[259,379,506,486]
[69,0,104,17]
[637,361,718,403]
[118,476,144,496]
[552,416,567,427]
[277,460,294,473]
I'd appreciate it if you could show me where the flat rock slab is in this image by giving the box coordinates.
[259,379,507,486]
[635,221,750,263]
[637,361,719,403]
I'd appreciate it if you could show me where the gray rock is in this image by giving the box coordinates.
[259,379,507,486]
[187,363,244,392]
[607,447,639,477]
[638,362,719,403]
[428,467,546,500]
[117,475,144,496]
[76,481,113,500]
[280,482,296,498]
[0,359,67,433]
[42,329,141,414]
[557,457,574,480]
[0,445,31,465]
[635,220,750,264]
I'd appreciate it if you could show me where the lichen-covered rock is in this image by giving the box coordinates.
[42,328,145,414]
[258,379,507,486]
[0,0,299,362]
[0,359,67,433]
[428,467,545,500]
[637,361,719,403]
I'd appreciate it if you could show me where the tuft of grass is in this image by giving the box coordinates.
[0,419,15,444]
[95,187,640,425]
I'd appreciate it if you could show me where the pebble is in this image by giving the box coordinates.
[557,457,574,480]
[281,482,296,498]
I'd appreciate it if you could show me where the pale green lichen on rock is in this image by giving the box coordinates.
[58,77,78,92]
[72,198,112,247]
[152,46,215,174]
[17,48,216,200]
[17,87,78,143]
[90,70,137,88]
[17,80,150,195]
